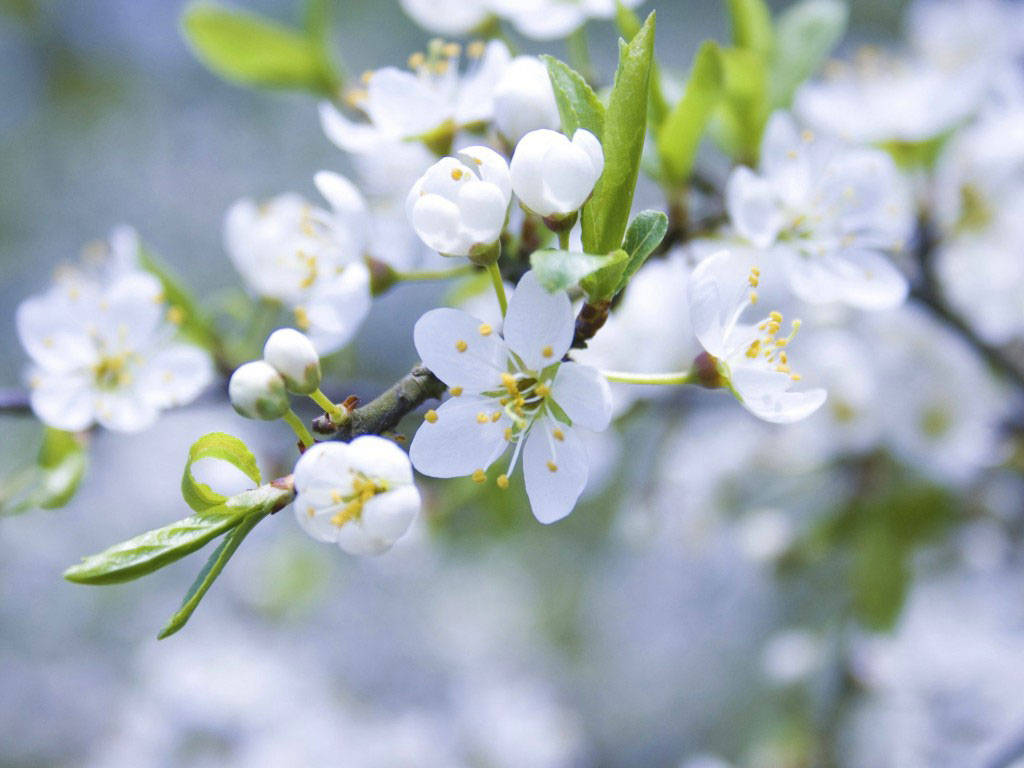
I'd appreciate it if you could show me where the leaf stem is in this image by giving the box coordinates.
[601,369,696,386]
[558,229,570,250]
[282,408,315,449]
[309,388,345,424]
[487,262,508,316]
[393,264,477,282]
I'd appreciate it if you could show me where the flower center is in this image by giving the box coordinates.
[92,353,134,390]
[328,472,390,528]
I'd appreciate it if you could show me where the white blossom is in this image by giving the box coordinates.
[228,361,289,421]
[398,0,492,37]
[291,437,420,556]
[493,56,561,143]
[726,111,912,310]
[409,271,613,524]
[262,328,321,395]
[510,128,603,220]
[688,249,827,424]
[223,172,371,354]
[493,0,644,40]
[406,146,512,259]
[17,249,213,433]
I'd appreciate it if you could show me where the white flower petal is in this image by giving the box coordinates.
[731,367,827,424]
[455,40,512,126]
[550,361,612,430]
[687,250,735,358]
[16,291,95,372]
[523,419,587,524]
[360,485,419,543]
[366,67,447,138]
[786,249,908,310]
[726,166,784,249]
[314,171,367,219]
[93,389,159,433]
[28,371,94,432]
[292,496,341,543]
[542,140,599,213]
[319,102,383,154]
[502,271,574,370]
[411,193,465,255]
[458,145,512,203]
[336,522,392,556]
[302,263,372,355]
[413,307,509,390]
[139,343,213,408]
[346,435,415,487]
[409,394,510,478]
[456,180,508,244]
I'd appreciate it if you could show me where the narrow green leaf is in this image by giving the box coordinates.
[657,41,724,184]
[614,1,668,126]
[770,0,848,108]
[0,428,88,516]
[581,12,656,256]
[711,46,769,164]
[181,432,262,512]
[181,1,340,95]
[530,249,627,293]
[613,211,669,293]
[542,55,605,139]
[137,245,219,352]
[580,249,630,302]
[726,0,774,56]
[64,484,288,585]
[157,507,270,639]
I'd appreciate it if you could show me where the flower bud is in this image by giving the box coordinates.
[406,146,511,258]
[229,361,289,420]
[263,328,322,394]
[493,56,561,144]
[510,128,604,220]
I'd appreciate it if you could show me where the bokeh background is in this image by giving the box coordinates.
[3,1,1023,767]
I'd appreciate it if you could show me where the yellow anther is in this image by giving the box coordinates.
[478,323,492,336]
[801,129,815,143]
[42,337,54,348]
[408,52,425,69]
[503,427,512,441]
[424,409,438,423]
[542,345,554,358]
[294,306,311,330]
[451,168,464,181]
[434,59,450,74]
[748,267,760,288]
[786,149,798,159]
[442,42,461,58]
[535,383,551,397]
[496,474,509,490]
[344,88,368,107]
[467,40,486,58]
[450,386,463,396]
[476,412,488,424]
[455,339,468,352]
[745,339,762,359]
[501,372,518,393]
[360,69,374,84]
[790,373,803,381]
[749,291,759,304]
[491,411,502,422]
[776,363,791,374]
[546,460,558,473]
[306,506,315,518]
[330,490,343,504]
[769,311,783,323]
[552,428,565,442]
[472,468,487,484]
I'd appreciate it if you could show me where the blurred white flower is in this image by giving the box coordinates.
[493,56,561,143]
[494,0,644,40]
[292,437,420,556]
[761,628,825,685]
[262,328,322,395]
[17,250,213,433]
[727,112,912,310]
[510,128,603,220]
[735,507,794,564]
[399,0,492,36]
[688,250,827,424]
[410,271,612,523]
[406,146,511,258]
[224,172,371,354]
[228,361,289,421]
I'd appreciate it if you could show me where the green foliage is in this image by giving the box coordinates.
[726,0,774,56]
[542,55,606,139]
[530,249,627,295]
[711,46,769,164]
[181,0,340,95]
[770,0,848,109]
[580,248,629,302]
[657,41,724,184]
[613,211,669,294]
[137,245,220,352]
[64,484,289,585]
[580,12,656,256]
[0,428,87,516]
[181,432,263,513]
[613,1,668,125]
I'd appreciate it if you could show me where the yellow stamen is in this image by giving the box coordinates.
[424,409,438,424]
[535,383,551,397]
[542,345,554,358]
[455,339,468,352]
[478,323,492,336]
[552,428,565,442]
[496,474,509,490]
[451,168,464,181]
[491,411,502,422]
[546,461,558,473]
[476,412,488,424]
[450,386,463,396]
[472,468,486,484]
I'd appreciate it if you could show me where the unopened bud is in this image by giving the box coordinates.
[229,361,289,420]
[263,328,322,394]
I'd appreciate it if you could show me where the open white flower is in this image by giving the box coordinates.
[292,437,420,556]
[399,0,492,36]
[224,172,371,354]
[409,271,612,523]
[406,146,512,259]
[510,128,603,221]
[17,263,213,433]
[687,250,826,424]
[493,56,561,143]
[726,111,912,310]
[493,0,644,40]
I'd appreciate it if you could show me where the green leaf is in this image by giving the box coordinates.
[657,40,723,184]
[530,249,627,293]
[542,55,605,139]
[157,507,270,639]
[182,432,262,513]
[181,1,340,95]
[580,248,630,302]
[614,1,668,125]
[770,0,847,108]
[613,211,669,293]
[711,46,769,164]
[851,522,908,631]
[581,12,656,256]
[137,245,220,352]
[64,484,288,585]
[0,428,88,516]
[726,0,774,56]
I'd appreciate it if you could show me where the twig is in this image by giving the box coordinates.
[0,388,31,415]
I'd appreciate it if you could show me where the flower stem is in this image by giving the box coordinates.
[487,262,508,316]
[601,369,696,386]
[282,408,315,449]
[558,229,570,250]
[393,264,476,282]
[309,388,345,424]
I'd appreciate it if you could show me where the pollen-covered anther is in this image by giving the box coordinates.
[455,339,468,352]
[408,52,425,69]
[490,410,502,422]
[542,345,554,358]
[467,40,486,58]
[496,474,509,490]
[552,428,565,442]
[478,323,492,336]
[501,372,519,395]
[472,468,487,484]
[546,460,558,473]
[424,409,438,423]
[748,267,760,288]
[451,168,464,181]
[476,411,488,424]
[449,386,463,396]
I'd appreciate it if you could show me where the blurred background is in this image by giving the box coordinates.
[4,1,1024,766]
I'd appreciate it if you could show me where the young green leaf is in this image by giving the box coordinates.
[64,484,289,585]
[657,41,723,184]
[137,245,220,352]
[770,0,848,109]
[614,1,668,126]
[542,55,605,139]
[181,432,263,512]
[613,211,669,294]
[581,12,656,256]
[711,46,769,164]
[530,249,627,293]
[157,507,270,639]
[181,1,340,95]
[0,428,88,516]
[580,248,630,302]
[726,0,774,56]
